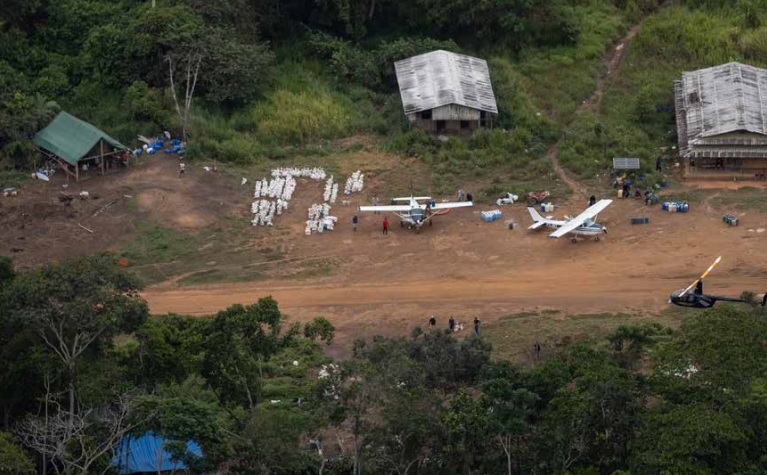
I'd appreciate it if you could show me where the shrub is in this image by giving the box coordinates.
[252,89,351,144]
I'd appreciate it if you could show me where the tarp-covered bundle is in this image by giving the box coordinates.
[111,433,202,474]
[33,111,128,166]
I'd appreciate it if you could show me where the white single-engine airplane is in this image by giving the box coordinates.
[358,194,473,232]
[527,199,612,242]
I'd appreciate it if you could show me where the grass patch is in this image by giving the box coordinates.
[486,309,688,364]
[187,59,398,165]
[711,188,767,213]
[519,2,628,125]
[120,223,199,283]
[177,268,268,286]
[0,170,32,189]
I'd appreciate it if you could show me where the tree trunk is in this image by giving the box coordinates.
[67,363,76,439]
[498,434,512,475]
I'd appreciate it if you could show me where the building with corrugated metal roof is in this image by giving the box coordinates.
[674,62,767,173]
[394,50,498,133]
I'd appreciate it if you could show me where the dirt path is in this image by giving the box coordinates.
[546,19,646,199]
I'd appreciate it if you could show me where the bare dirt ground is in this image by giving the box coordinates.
[0,156,246,269]
[143,180,767,357]
[3,151,766,360]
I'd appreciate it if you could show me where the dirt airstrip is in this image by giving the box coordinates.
[3,155,767,358]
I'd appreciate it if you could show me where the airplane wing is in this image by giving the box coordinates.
[527,207,566,229]
[548,199,612,238]
[391,197,432,202]
[358,205,411,212]
[430,201,473,210]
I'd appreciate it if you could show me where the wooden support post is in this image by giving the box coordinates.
[76,162,79,182]
[100,140,105,176]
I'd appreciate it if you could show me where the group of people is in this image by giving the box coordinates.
[429,315,481,335]
[456,188,473,202]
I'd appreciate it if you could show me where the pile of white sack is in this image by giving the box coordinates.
[344,170,364,195]
[251,200,277,226]
[305,203,337,235]
[252,169,324,227]
[251,167,359,228]
[271,167,326,180]
[323,177,339,204]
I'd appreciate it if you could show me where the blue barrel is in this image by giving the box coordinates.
[134,148,142,155]
[164,148,171,154]
[148,148,156,155]
[661,202,669,211]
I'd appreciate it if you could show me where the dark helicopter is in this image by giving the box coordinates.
[669,256,767,308]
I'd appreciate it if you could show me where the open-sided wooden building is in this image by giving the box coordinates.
[33,111,130,181]
[674,62,767,173]
[395,50,498,133]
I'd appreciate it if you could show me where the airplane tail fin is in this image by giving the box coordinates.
[527,207,544,222]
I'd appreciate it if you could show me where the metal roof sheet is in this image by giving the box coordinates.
[676,62,767,148]
[394,50,498,115]
[612,157,641,170]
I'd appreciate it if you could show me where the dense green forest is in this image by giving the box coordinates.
[2,254,767,475]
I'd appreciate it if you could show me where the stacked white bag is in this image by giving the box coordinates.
[305,203,336,235]
[251,167,350,228]
[323,176,334,203]
[344,171,364,195]
[330,183,338,203]
[251,200,275,226]
[253,168,327,227]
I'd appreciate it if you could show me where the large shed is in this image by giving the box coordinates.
[33,111,130,181]
[394,50,498,133]
[674,62,767,172]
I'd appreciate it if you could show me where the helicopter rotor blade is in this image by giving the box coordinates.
[679,256,722,297]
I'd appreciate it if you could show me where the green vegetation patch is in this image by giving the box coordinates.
[487,308,686,363]
[711,187,767,212]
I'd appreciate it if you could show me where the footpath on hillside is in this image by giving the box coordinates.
[546,19,648,199]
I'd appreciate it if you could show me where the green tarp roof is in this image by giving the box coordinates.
[33,111,128,166]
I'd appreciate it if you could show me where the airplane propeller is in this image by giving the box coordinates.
[678,256,721,298]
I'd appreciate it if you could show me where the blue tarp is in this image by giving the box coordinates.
[111,433,202,474]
